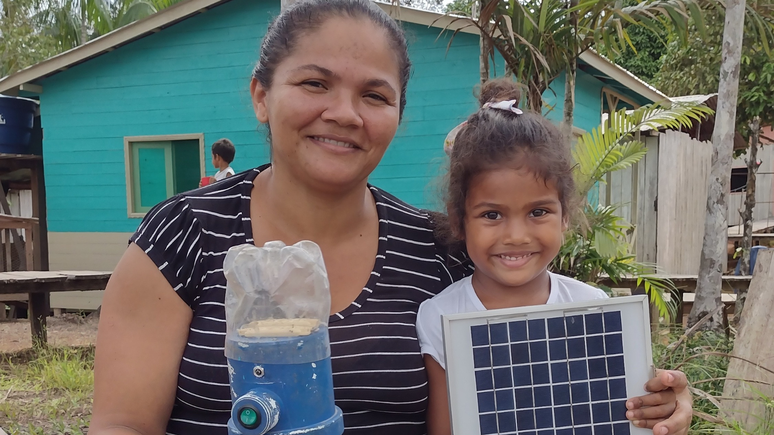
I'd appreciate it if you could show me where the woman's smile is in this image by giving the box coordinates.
[251,16,401,192]
[310,135,361,152]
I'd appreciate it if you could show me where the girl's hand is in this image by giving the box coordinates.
[626,370,692,435]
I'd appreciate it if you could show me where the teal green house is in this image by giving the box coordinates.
[0,0,667,279]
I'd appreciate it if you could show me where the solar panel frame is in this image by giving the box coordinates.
[442,295,653,435]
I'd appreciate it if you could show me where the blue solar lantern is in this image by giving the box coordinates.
[223,241,344,435]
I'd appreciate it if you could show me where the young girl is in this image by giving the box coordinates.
[417,79,690,435]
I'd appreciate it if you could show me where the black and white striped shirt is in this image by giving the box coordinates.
[130,165,470,435]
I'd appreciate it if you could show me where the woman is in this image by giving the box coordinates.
[88,1,692,434]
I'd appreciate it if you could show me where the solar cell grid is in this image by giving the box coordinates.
[471,310,633,435]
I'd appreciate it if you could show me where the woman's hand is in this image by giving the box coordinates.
[626,369,693,435]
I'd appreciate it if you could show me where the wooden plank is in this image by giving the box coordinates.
[657,131,713,274]
[598,274,749,323]
[0,271,112,294]
[48,232,130,272]
[28,292,48,347]
[0,293,28,302]
[50,290,104,311]
[599,274,752,283]
[0,189,29,270]
[3,229,11,271]
[721,250,774,429]
[24,227,33,272]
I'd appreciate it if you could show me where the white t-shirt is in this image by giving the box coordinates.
[416,272,608,369]
[214,166,235,181]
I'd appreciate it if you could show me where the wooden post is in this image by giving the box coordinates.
[721,249,774,429]
[0,187,28,270]
[29,292,48,347]
[3,228,11,271]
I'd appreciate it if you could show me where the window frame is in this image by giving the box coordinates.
[124,133,206,218]
[730,167,748,194]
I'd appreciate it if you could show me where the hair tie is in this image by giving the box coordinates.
[443,100,524,155]
[483,100,523,115]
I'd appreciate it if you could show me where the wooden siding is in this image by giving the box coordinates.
[656,131,713,274]
[39,0,487,233]
[598,135,658,265]
[543,70,604,133]
[635,136,659,265]
[728,144,774,228]
[48,232,130,271]
[46,231,129,310]
[38,0,654,235]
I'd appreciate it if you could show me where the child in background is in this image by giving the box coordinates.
[202,138,236,186]
[417,79,692,435]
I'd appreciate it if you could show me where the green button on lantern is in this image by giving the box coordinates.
[238,407,260,429]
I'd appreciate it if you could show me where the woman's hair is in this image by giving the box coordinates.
[252,0,411,120]
[444,78,577,241]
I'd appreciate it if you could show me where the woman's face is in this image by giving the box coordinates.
[251,16,402,192]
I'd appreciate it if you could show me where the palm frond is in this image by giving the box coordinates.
[573,101,712,196]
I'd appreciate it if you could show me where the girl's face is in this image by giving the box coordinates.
[251,16,402,192]
[463,167,568,295]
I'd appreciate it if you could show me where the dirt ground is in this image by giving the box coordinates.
[0,315,98,353]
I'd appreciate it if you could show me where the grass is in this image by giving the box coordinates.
[652,325,774,435]
[0,328,772,434]
[0,346,93,435]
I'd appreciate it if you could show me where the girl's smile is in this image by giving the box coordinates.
[495,251,537,268]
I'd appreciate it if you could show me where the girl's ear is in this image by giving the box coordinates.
[449,214,466,241]
[251,78,269,124]
[561,214,570,233]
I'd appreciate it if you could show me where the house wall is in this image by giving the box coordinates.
[38,0,485,276]
[728,144,774,228]
[656,131,713,275]
[543,70,655,206]
[36,0,658,312]
[543,70,604,134]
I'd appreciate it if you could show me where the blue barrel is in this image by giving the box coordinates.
[0,95,38,154]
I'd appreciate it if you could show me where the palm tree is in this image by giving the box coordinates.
[34,0,185,51]
[554,101,714,319]
[448,0,774,140]
[0,0,58,76]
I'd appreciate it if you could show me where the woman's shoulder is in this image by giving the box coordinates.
[369,185,432,227]
[369,185,473,283]
[132,167,260,246]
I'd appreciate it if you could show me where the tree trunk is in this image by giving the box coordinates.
[562,0,578,143]
[739,117,760,275]
[480,35,490,84]
[688,0,746,331]
[80,0,88,46]
[734,117,761,324]
[479,32,490,84]
[562,57,577,142]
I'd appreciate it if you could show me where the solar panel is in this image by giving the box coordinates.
[443,295,653,435]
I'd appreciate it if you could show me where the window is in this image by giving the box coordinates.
[731,167,748,193]
[124,134,205,217]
